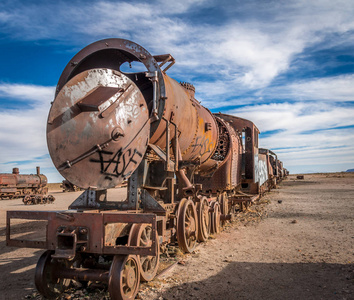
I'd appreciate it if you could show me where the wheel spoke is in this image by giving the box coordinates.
[142,229,148,242]
[146,228,151,240]
[186,212,191,222]
[140,239,148,246]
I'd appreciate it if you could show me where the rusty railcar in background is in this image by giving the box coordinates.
[6,38,287,300]
[0,167,48,199]
[259,148,279,191]
[284,168,289,177]
[277,160,285,182]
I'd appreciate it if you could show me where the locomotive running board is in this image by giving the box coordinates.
[6,211,157,257]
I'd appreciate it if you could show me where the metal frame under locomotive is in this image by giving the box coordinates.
[6,38,286,300]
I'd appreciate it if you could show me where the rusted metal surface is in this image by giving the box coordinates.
[6,38,289,300]
[108,255,140,300]
[55,38,166,140]
[215,113,260,179]
[129,223,160,281]
[214,113,262,194]
[150,77,219,176]
[35,250,72,298]
[277,160,285,181]
[0,167,48,199]
[47,69,150,190]
[196,196,210,242]
[7,211,157,257]
[177,198,198,253]
[194,117,242,192]
[23,194,55,205]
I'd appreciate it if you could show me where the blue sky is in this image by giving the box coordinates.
[1,0,354,182]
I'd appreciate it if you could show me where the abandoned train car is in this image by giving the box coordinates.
[6,38,287,300]
[0,167,48,200]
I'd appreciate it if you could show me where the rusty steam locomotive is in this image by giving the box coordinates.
[1,167,55,204]
[7,39,287,299]
[0,167,47,199]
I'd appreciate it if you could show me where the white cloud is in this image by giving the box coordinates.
[203,25,304,88]
[0,83,54,102]
[228,102,354,134]
[227,102,354,172]
[155,0,209,13]
[0,83,58,180]
[196,74,354,111]
[1,0,354,92]
[263,75,354,102]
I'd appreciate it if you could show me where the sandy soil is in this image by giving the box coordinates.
[0,174,353,300]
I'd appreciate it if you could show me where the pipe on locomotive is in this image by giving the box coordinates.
[47,39,221,190]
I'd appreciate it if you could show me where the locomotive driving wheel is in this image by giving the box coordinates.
[177,198,199,253]
[23,195,31,205]
[35,195,43,204]
[34,250,71,299]
[108,255,140,300]
[128,224,159,282]
[210,201,221,234]
[196,196,210,242]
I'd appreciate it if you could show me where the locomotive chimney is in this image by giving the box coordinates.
[12,168,19,175]
[36,166,40,175]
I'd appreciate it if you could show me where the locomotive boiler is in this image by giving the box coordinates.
[6,38,286,300]
[0,167,47,199]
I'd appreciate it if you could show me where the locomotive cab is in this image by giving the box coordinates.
[214,113,263,194]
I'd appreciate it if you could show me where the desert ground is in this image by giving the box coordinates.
[0,173,353,300]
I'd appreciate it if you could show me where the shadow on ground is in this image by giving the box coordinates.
[159,261,354,300]
[0,221,46,299]
[0,246,42,299]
